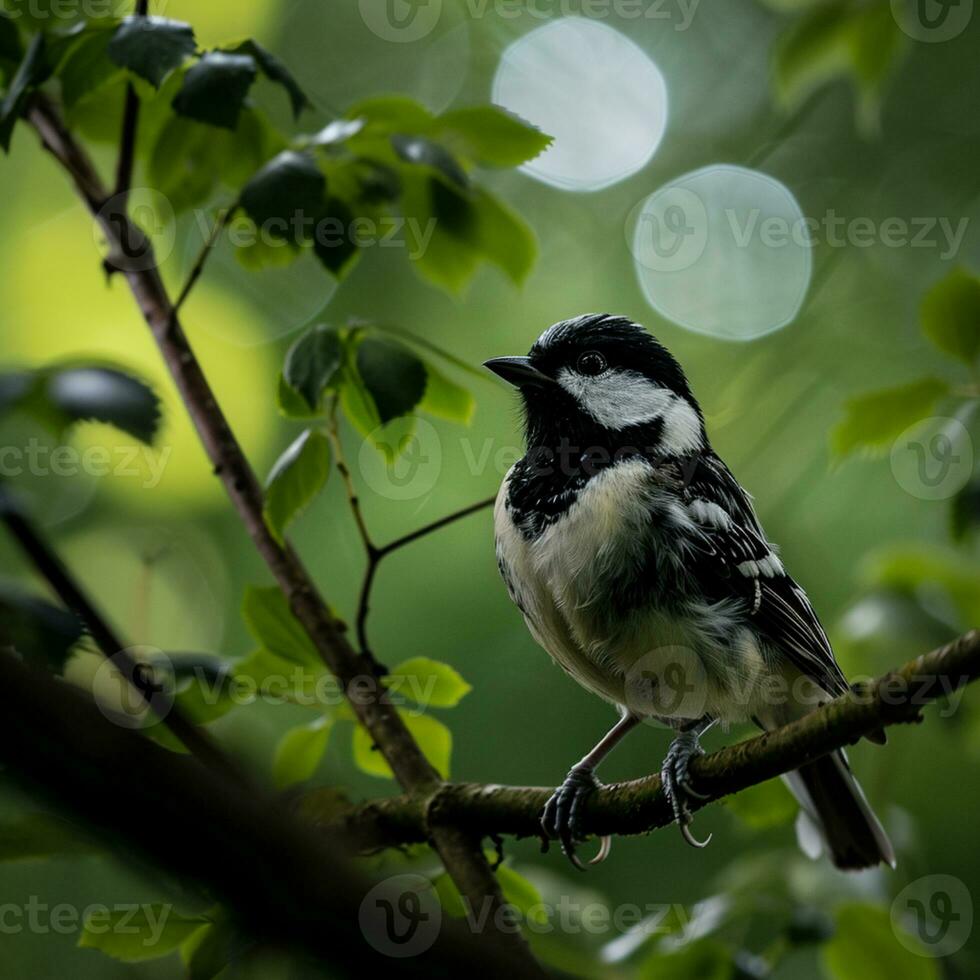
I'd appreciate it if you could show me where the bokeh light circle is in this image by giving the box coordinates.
[629,164,812,340]
[492,18,668,192]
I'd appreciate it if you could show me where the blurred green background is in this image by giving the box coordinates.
[2,0,980,977]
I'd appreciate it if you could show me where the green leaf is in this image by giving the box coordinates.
[79,905,208,963]
[57,24,122,110]
[273,716,333,789]
[262,428,330,543]
[0,582,83,671]
[355,336,428,425]
[1,32,50,153]
[495,864,547,927]
[240,149,325,243]
[226,38,308,119]
[389,657,471,708]
[639,939,734,980]
[281,324,343,413]
[433,106,552,167]
[45,366,161,444]
[472,187,537,286]
[391,133,468,188]
[821,903,938,980]
[241,585,319,667]
[183,916,243,980]
[0,12,20,65]
[346,94,434,133]
[418,362,475,424]
[107,16,196,88]
[353,711,452,779]
[725,778,797,829]
[921,267,980,367]
[0,812,97,862]
[312,196,359,276]
[831,378,949,458]
[173,51,257,130]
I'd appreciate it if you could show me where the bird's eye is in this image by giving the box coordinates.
[577,351,607,376]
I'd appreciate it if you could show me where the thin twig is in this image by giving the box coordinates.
[318,629,980,852]
[172,203,239,319]
[112,0,150,204]
[0,488,239,780]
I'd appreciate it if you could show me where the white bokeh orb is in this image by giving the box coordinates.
[492,18,668,193]
[630,165,812,340]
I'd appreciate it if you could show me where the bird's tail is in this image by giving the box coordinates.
[782,752,895,871]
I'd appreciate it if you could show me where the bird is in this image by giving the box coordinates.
[484,313,895,872]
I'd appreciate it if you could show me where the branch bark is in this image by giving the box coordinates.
[315,630,980,852]
[26,93,538,970]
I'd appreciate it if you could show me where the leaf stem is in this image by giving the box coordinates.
[112,0,150,204]
[171,203,239,319]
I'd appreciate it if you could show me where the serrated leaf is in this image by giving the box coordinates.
[389,657,471,708]
[262,428,330,543]
[240,149,325,242]
[391,133,468,188]
[312,196,359,275]
[108,16,196,88]
[418,362,475,424]
[831,378,949,458]
[0,812,97,862]
[353,711,451,779]
[433,106,552,167]
[725,778,797,829]
[226,38,308,119]
[273,716,333,788]
[355,336,428,425]
[173,51,256,130]
[79,905,208,963]
[921,267,980,367]
[1,32,50,153]
[0,585,82,671]
[821,903,938,980]
[242,585,319,667]
[45,366,161,444]
[281,324,343,413]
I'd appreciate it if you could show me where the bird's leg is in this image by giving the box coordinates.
[661,716,716,849]
[541,713,640,871]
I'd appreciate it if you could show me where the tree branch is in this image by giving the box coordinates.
[112,0,149,203]
[315,630,980,852]
[26,93,538,969]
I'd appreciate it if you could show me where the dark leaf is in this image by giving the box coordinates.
[391,134,468,188]
[0,583,82,671]
[355,336,428,424]
[0,370,34,414]
[172,51,257,130]
[0,812,98,862]
[282,324,343,413]
[1,33,50,153]
[951,478,980,542]
[107,15,196,88]
[0,12,22,64]
[57,24,122,110]
[227,38,308,119]
[45,366,161,444]
[240,149,325,243]
[312,196,359,275]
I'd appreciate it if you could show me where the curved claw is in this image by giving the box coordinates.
[540,766,601,871]
[589,835,613,865]
[680,823,713,849]
[661,729,712,851]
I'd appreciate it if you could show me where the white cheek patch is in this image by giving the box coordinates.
[556,367,703,454]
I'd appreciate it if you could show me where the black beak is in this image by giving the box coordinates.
[483,356,554,389]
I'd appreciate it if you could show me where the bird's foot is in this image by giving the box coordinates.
[661,730,712,849]
[540,766,611,871]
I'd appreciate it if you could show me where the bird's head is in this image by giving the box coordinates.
[484,314,705,458]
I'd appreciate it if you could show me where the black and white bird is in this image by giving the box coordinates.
[485,314,894,872]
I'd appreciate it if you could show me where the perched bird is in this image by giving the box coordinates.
[485,314,894,872]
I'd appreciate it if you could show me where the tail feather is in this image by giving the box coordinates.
[782,752,895,871]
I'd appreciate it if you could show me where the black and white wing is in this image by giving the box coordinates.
[679,452,849,698]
